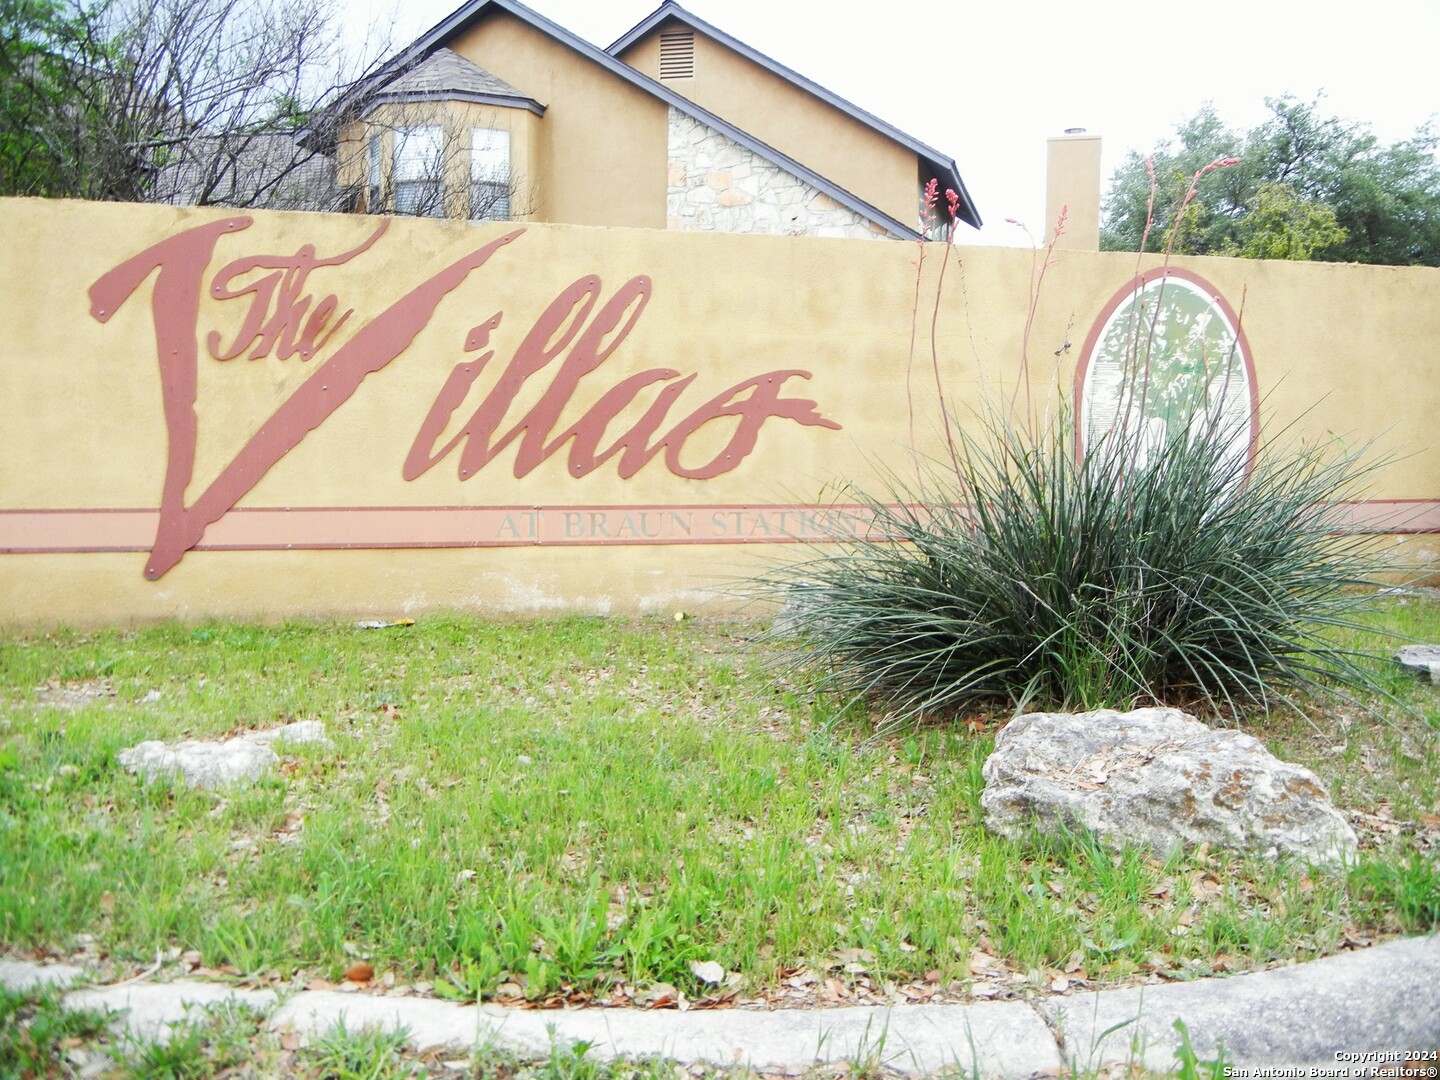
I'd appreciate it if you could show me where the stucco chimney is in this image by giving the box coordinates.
[1046,130,1101,250]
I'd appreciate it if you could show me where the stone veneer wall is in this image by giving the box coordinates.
[666,108,890,239]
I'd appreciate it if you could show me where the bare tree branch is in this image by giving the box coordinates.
[2,0,391,208]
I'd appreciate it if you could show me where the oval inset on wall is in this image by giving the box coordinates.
[1075,268,1257,475]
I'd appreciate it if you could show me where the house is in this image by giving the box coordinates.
[310,0,980,240]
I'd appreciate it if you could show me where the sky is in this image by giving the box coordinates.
[348,0,1440,246]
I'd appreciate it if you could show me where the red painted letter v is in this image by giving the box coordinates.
[90,218,525,579]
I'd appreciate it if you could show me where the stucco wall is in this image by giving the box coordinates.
[1,197,1436,626]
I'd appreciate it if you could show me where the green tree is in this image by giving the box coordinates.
[1101,96,1440,266]
[0,0,110,197]
[1218,182,1348,260]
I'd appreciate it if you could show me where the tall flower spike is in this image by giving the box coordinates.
[918,178,939,239]
[1140,155,1158,252]
[923,179,939,215]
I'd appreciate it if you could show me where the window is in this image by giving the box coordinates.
[470,127,511,221]
[393,126,445,217]
[367,134,381,212]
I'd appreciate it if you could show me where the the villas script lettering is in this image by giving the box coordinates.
[88,218,839,580]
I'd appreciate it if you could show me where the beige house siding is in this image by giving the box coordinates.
[618,21,919,226]
[337,102,542,220]
[328,7,943,237]
[446,11,668,229]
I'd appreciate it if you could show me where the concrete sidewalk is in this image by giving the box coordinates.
[4,935,1438,1076]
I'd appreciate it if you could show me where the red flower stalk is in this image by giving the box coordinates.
[907,179,943,453]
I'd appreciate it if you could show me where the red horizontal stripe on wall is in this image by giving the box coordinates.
[2,500,1436,554]
[0,504,881,552]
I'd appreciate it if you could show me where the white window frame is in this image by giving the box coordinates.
[367,133,381,212]
[393,125,445,217]
[470,127,511,222]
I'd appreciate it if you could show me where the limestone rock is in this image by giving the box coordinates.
[117,721,330,789]
[980,707,1357,867]
[769,580,827,637]
[247,720,329,747]
[1396,645,1440,682]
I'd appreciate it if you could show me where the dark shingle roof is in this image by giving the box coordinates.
[364,47,545,116]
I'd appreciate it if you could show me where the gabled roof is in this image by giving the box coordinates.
[608,1,980,230]
[363,47,545,117]
[316,0,978,239]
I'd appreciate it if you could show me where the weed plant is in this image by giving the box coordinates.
[772,410,1392,721]
[0,984,112,1077]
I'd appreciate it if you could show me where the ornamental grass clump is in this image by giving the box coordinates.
[774,409,1389,722]
[771,168,1395,725]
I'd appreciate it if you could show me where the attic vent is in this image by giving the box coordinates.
[659,31,695,79]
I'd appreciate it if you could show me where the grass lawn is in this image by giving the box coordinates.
[1,596,1437,1074]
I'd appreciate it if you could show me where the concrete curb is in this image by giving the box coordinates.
[1038,935,1440,1070]
[5,936,1438,1077]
